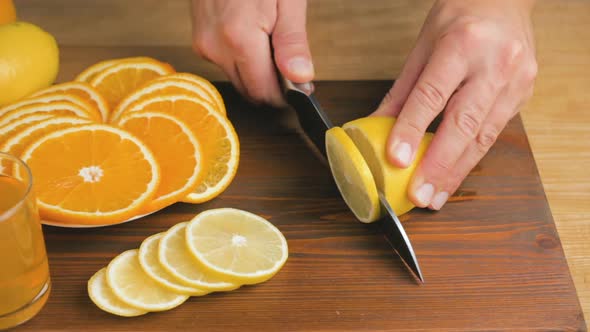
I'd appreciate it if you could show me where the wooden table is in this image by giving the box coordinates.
[17,0,590,328]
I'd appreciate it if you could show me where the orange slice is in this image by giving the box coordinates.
[117,111,202,213]
[0,92,102,121]
[122,94,239,203]
[74,57,157,83]
[0,113,54,145]
[164,73,226,115]
[110,77,223,123]
[0,101,99,128]
[1,116,92,159]
[20,124,160,225]
[89,58,175,110]
[31,82,110,122]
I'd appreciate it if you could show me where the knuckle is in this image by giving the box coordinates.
[413,80,447,113]
[191,34,210,59]
[457,21,489,46]
[476,126,500,152]
[221,23,248,54]
[522,59,539,84]
[430,156,454,174]
[273,31,308,49]
[453,110,481,139]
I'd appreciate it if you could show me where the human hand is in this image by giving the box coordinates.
[191,0,314,106]
[373,0,537,210]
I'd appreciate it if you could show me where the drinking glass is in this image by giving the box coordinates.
[0,152,50,329]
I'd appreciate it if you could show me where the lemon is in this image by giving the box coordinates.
[325,127,380,222]
[185,208,289,285]
[139,233,209,296]
[87,268,147,317]
[0,21,59,106]
[106,250,188,312]
[158,222,240,292]
[342,116,433,217]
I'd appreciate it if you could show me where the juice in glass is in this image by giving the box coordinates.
[0,152,50,329]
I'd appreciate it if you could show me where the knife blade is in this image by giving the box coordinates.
[277,72,424,283]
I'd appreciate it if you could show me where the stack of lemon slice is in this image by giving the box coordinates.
[88,208,289,317]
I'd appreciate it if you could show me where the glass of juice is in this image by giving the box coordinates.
[0,152,50,329]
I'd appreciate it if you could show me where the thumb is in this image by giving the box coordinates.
[272,0,314,83]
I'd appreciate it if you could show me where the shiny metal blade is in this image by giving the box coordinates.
[378,192,424,283]
[279,75,333,156]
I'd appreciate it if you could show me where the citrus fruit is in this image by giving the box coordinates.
[186,208,289,285]
[0,113,54,145]
[325,127,380,223]
[110,77,223,123]
[139,233,209,296]
[121,94,239,203]
[1,116,91,159]
[106,250,188,312]
[0,101,98,128]
[158,222,239,292]
[342,117,433,217]
[117,111,202,213]
[0,92,102,122]
[0,21,58,106]
[19,124,160,225]
[31,82,110,122]
[0,0,16,25]
[88,58,175,109]
[74,57,156,83]
[88,268,147,317]
[163,73,226,115]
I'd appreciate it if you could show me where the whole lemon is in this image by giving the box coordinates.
[0,21,59,106]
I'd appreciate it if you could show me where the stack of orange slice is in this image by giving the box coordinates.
[0,57,240,227]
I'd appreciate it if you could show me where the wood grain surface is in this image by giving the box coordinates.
[13,0,590,329]
[14,81,584,331]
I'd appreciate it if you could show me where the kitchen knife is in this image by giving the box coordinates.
[277,72,424,283]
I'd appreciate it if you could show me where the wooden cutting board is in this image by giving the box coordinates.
[16,81,584,331]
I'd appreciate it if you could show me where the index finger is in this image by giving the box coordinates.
[386,39,467,168]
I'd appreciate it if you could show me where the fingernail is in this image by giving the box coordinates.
[287,57,314,78]
[430,191,449,210]
[415,183,435,207]
[390,142,412,166]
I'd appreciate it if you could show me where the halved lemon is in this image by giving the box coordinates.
[185,208,289,285]
[139,233,209,296]
[158,222,239,292]
[106,250,188,312]
[325,126,380,223]
[343,116,433,216]
[88,268,147,317]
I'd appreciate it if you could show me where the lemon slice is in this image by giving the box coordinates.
[325,126,380,223]
[185,208,288,285]
[87,268,147,317]
[139,233,209,296]
[343,117,432,216]
[106,249,188,312]
[158,222,239,292]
